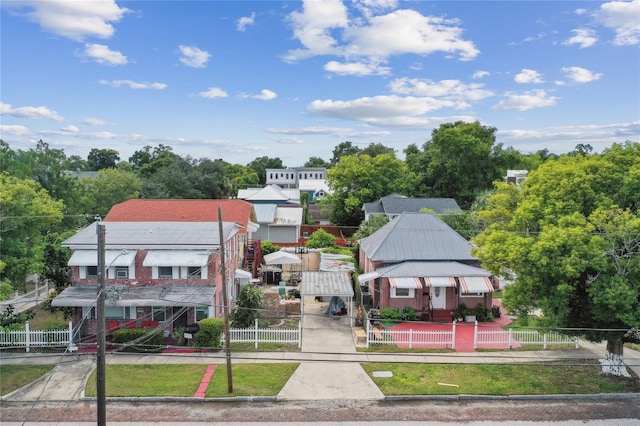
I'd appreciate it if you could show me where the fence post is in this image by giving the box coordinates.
[508,328,513,350]
[25,321,30,353]
[409,329,413,349]
[68,321,73,345]
[254,318,259,349]
[452,320,456,350]
[473,320,478,349]
[298,320,302,349]
[574,336,579,349]
[543,333,548,350]
[365,316,370,348]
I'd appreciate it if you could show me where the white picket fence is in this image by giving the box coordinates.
[474,324,579,349]
[0,321,73,352]
[226,320,301,349]
[366,319,456,349]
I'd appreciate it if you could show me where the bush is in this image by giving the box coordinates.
[261,241,281,256]
[194,317,224,350]
[231,284,263,328]
[491,305,501,318]
[305,229,336,248]
[112,328,164,352]
[380,307,403,321]
[475,304,492,322]
[402,306,417,321]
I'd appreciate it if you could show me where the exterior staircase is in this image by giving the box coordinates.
[431,309,453,323]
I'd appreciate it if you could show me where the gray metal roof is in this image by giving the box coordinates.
[363,195,462,215]
[376,261,490,278]
[300,271,354,297]
[359,212,477,262]
[63,221,239,250]
[51,285,216,307]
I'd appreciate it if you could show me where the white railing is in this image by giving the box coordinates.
[474,322,580,349]
[0,281,52,314]
[0,321,73,352]
[225,320,301,349]
[366,319,456,349]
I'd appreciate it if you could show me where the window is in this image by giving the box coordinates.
[158,266,173,278]
[461,292,483,297]
[187,266,201,278]
[86,266,98,277]
[196,306,209,322]
[82,306,96,319]
[391,288,414,298]
[115,266,129,278]
[152,306,166,322]
[105,306,130,319]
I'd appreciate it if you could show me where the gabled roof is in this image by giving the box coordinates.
[104,199,257,232]
[237,185,299,203]
[63,221,241,250]
[376,261,490,278]
[359,212,476,262]
[363,194,462,216]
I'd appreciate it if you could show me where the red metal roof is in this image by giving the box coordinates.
[104,199,256,233]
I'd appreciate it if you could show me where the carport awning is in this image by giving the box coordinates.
[51,285,216,307]
[459,276,494,293]
[358,271,379,283]
[424,276,457,287]
[389,277,422,289]
[300,271,354,297]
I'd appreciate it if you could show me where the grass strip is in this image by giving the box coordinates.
[0,364,54,395]
[361,361,640,396]
[206,363,299,397]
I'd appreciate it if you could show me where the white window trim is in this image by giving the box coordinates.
[461,292,484,297]
[391,288,414,298]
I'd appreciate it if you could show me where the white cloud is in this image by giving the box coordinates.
[237,12,256,32]
[3,0,129,41]
[595,0,640,45]
[575,9,588,16]
[0,101,64,121]
[0,124,30,136]
[514,69,544,84]
[198,87,228,99]
[472,70,490,79]
[79,43,127,65]
[562,66,602,83]
[83,117,106,126]
[240,89,277,101]
[60,125,79,133]
[389,77,494,101]
[563,28,598,48]
[284,1,479,63]
[324,60,391,76]
[99,79,167,90]
[493,90,558,111]
[270,136,304,145]
[179,45,211,68]
[264,126,390,138]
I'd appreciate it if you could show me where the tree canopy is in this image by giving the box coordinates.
[472,142,640,374]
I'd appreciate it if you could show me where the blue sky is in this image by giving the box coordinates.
[1,0,639,167]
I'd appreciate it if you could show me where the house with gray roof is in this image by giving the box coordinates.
[52,220,244,340]
[363,194,463,221]
[358,212,494,322]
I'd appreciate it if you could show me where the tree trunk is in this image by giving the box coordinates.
[600,339,630,377]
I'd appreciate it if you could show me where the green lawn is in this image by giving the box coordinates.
[361,361,640,396]
[0,364,54,395]
[85,363,299,397]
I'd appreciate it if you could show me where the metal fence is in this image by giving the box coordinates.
[226,320,301,349]
[0,321,73,352]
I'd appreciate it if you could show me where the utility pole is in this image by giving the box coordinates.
[217,206,233,393]
[96,222,107,426]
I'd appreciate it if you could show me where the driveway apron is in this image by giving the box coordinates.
[277,297,384,400]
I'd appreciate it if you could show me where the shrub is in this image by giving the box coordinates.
[380,307,403,321]
[194,317,224,350]
[402,306,417,321]
[491,305,501,318]
[231,284,263,328]
[261,241,281,256]
[475,304,492,322]
[305,229,336,248]
[112,328,164,352]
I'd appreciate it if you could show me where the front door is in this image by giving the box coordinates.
[430,287,446,309]
[172,307,188,329]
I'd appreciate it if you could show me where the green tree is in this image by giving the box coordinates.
[247,156,284,185]
[303,156,330,168]
[230,284,263,328]
[361,143,395,158]
[330,141,361,166]
[327,154,416,226]
[472,144,640,376]
[85,168,141,217]
[353,215,389,240]
[87,148,120,170]
[411,121,503,209]
[305,229,336,248]
[0,174,64,288]
[224,162,260,192]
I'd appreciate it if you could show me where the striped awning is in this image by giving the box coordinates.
[423,276,457,287]
[459,276,494,293]
[389,277,422,289]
